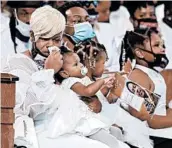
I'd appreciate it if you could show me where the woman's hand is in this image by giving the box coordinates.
[44,50,63,73]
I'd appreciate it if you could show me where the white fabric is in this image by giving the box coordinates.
[62,77,83,90]
[1,13,15,57]
[110,6,133,38]
[156,4,165,22]
[0,12,29,61]
[158,20,172,69]
[61,77,111,136]
[37,132,110,148]
[135,65,172,138]
[14,115,39,148]
[94,23,120,71]
[79,77,152,148]
[135,65,167,116]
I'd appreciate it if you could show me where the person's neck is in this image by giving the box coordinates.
[136,59,148,67]
[86,68,94,81]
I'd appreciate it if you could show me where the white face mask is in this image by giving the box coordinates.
[15,9,31,37]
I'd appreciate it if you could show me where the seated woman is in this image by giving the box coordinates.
[114,28,172,129]
[1,6,113,148]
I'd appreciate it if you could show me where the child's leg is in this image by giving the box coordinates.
[110,126,124,142]
[88,129,129,148]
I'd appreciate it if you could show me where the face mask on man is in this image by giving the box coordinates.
[134,18,158,29]
[15,9,31,37]
[67,22,96,44]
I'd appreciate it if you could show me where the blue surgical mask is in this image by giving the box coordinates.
[71,22,96,43]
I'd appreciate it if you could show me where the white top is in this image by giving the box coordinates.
[110,6,133,38]
[1,13,29,57]
[94,23,121,71]
[1,13,15,57]
[135,65,167,116]
[158,20,172,69]
[61,77,111,136]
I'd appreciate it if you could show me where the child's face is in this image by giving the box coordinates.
[62,53,85,78]
[92,51,107,78]
[142,32,166,62]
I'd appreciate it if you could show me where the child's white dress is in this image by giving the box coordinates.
[61,77,112,136]
[62,76,153,148]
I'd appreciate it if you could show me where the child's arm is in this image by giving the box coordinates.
[71,79,105,97]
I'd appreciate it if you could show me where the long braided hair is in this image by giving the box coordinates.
[119,28,159,70]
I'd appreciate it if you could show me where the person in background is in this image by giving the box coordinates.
[81,1,122,72]
[158,1,172,69]
[95,0,111,23]
[6,1,42,56]
[57,2,96,49]
[1,0,14,58]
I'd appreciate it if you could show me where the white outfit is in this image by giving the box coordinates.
[155,4,165,22]
[94,23,120,71]
[135,65,172,139]
[61,77,113,135]
[1,13,15,57]
[1,53,111,148]
[61,77,130,148]
[158,20,172,69]
[110,6,133,38]
[0,13,29,57]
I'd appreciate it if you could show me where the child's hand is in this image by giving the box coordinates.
[103,76,115,88]
[88,98,102,113]
[123,58,132,74]
[110,73,126,97]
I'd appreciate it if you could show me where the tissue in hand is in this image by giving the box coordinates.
[48,46,60,54]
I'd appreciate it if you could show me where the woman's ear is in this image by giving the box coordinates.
[59,70,69,78]
[135,48,144,59]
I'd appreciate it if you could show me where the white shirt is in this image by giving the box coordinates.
[94,22,121,71]
[1,13,15,57]
[1,13,29,62]
[158,20,172,69]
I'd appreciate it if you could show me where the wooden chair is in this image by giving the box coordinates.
[1,73,19,148]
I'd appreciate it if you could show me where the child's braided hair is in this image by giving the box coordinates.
[74,39,108,69]
[119,27,159,70]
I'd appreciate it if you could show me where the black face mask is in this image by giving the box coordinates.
[134,18,158,29]
[137,47,169,69]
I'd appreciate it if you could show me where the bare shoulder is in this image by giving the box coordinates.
[128,68,152,90]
